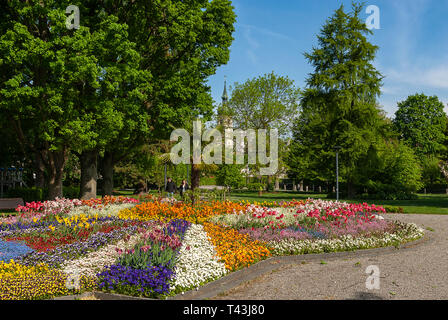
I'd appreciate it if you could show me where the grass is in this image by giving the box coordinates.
[0,210,17,217]
[2,190,448,215]
[228,191,448,215]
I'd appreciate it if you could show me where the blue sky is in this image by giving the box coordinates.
[207,0,448,117]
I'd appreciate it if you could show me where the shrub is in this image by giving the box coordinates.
[216,165,244,190]
[7,186,80,202]
[326,192,348,200]
[247,183,265,192]
[382,206,405,214]
[63,186,80,199]
[7,187,46,202]
[355,191,417,201]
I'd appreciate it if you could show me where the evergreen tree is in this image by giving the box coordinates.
[288,2,385,197]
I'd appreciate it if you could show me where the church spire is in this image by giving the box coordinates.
[218,76,233,129]
[222,76,228,104]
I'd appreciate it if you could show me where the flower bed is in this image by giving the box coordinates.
[170,224,228,292]
[209,200,424,256]
[0,198,424,300]
[97,219,190,298]
[202,222,271,272]
[0,261,97,300]
[8,196,138,224]
[118,200,247,224]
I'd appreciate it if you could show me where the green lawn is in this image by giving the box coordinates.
[0,210,17,217]
[2,191,447,216]
[229,191,448,215]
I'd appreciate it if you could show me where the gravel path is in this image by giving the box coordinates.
[208,214,448,300]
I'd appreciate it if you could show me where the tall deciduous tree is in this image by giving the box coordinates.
[229,72,301,136]
[288,3,384,197]
[227,72,300,187]
[0,2,147,199]
[94,0,236,196]
[393,93,447,159]
[0,0,236,199]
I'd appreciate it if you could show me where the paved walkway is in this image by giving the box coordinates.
[175,214,448,300]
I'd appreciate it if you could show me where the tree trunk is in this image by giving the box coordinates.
[34,153,46,188]
[47,150,67,200]
[347,180,355,199]
[102,151,114,196]
[80,150,98,200]
[275,177,280,191]
[48,169,64,200]
[191,164,201,190]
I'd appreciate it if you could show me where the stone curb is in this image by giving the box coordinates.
[53,291,156,301]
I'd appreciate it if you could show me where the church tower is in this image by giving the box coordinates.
[218,78,233,129]
[222,79,229,104]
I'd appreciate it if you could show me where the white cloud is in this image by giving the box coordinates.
[387,63,448,89]
[239,23,295,42]
[238,23,296,66]
[246,50,258,65]
[389,0,432,68]
[242,28,260,49]
[377,0,448,114]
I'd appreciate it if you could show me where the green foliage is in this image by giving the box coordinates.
[0,1,152,198]
[393,93,447,159]
[7,187,46,203]
[64,153,81,187]
[288,3,393,197]
[382,206,405,214]
[356,191,418,201]
[226,72,300,183]
[200,176,217,185]
[183,189,203,205]
[206,188,228,201]
[351,140,422,199]
[6,186,81,201]
[378,141,423,193]
[114,162,146,189]
[228,72,301,135]
[246,183,266,192]
[118,243,176,270]
[216,165,244,189]
[0,1,236,198]
[63,186,80,200]
[183,188,227,203]
[421,155,446,188]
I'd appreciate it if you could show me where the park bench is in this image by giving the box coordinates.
[0,198,24,210]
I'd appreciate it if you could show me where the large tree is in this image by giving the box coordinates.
[393,93,447,159]
[288,3,385,197]
[228,72,301,136]
[0,2,145,199]
[93,0,236,196]
[0,0,236,199]
[227,72,301,187]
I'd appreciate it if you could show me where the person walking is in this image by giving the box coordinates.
[179,180,189,198]
[165,178,176,198]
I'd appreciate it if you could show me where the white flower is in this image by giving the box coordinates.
[61,232,143,278]
[171,224,228,291]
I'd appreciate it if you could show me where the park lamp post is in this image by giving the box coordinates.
[334,146,342,202]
